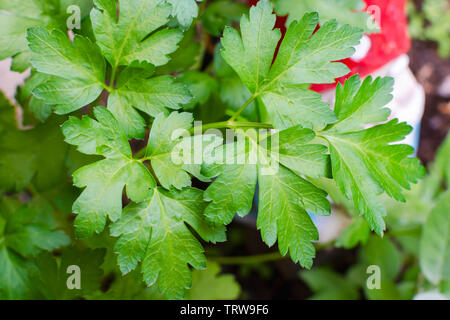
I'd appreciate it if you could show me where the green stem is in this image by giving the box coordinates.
[134,120,272,160]
[229,95,257,122]
[209,252,285,265]
[134,147,147,159]
[191,120,272,133]
[225,109,250,122]
[109,66,118,90]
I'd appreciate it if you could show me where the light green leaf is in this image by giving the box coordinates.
[360,236,401,281]
[27,27,106,113]
[335,217,370,249]
[167,0,202,30]
[186,261,241,300]
[321,76,426,235]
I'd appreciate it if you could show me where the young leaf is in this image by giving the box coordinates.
[27,27,106,114]
[62,107,156,237]
[321,75,426,235]
[110,187,225,299]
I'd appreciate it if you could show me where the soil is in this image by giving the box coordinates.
[409,40,450,164]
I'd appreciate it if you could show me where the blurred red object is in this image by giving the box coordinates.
[247,0,411,92]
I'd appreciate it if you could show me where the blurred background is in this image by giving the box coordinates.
[0,0,448,300]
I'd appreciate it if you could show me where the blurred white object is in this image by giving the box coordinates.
[351,35,372,62]
[373,55,425,150]
[0,58,30,103]
[414,291,449,300]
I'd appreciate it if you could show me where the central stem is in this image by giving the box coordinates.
[209,252,285,265]
[228,95,257,122]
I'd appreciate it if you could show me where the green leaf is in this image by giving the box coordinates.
[0,197,69,299]
[203,126,331,267]
[0,91,17,132]
[260,86,336,130]
[268,13,361,87]
[301,267,359,300]
[167,0,202,30]
[62,107,156,237]
[111,67,191,139]
[220,1,362,129]
[420,191,450,285]
[360,236,401,281]
[110,187,225,299]
[0,247,39,299]
[221,0,281,94]
[364,280,402,300]
[213,46,258,121]
[274,0,377,33]
[321,76,426,235]
[0,116,69,192]
[36,246,105,299]
[201,0,248,37]
[146,112,194,190]
[91,0,182,68]
[27,27,106,114]
[335,217,370,249]
[177,71,218,110]
[423,133,450,199]
[156,25,201,74]
[3,199,70,257]
[0,0,94,72]
[17,72,54,122]
[186,261,241,300]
